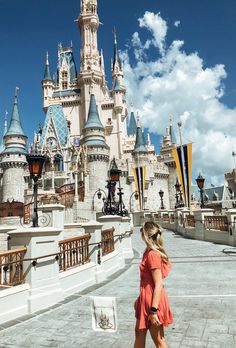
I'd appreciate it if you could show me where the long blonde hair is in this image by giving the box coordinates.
[142,221,169,264]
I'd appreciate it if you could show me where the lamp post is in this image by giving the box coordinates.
[174,178,184,208]
[129,191,139,212]
[159,189,165,210]
[92,188,107,210]
[196,173,205,209]
[103,158,128,216]
[26,152,46,227]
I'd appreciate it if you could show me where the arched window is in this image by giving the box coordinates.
[54,154,64,172]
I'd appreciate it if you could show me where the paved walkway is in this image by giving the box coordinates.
[0,229,236,348]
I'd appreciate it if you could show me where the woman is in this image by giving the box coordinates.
[134,221,173,348]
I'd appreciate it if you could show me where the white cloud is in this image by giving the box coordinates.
[122,12,236,183]
[174,20,181,28]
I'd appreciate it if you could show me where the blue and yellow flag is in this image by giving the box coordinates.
[133,166,146,210]
[172,144,192,207]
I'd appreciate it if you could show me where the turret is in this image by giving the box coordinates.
[81,94,110,194]
[0,90,28,203]
[42,52,54,109]
[127,111,137,136]
[0,111,8,153]
[78,0,100,73]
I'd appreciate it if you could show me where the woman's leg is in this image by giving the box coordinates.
[149,324,168,348]
[134,319,147,348]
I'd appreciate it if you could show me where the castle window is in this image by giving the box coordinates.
[62,81,68,90]
[62,71,68,79]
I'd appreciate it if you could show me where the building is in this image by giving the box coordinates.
[0,0,177,221]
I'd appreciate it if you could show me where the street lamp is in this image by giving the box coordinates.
[92,188,107,210]
[174,178,184,208]
[129,191,139,212]
[196,173,205,209]
[159,189,165,210]
[26,151,46,227]
[103,158,128,216]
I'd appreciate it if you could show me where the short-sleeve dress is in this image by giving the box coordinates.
[135,248,173,329]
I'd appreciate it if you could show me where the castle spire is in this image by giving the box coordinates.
[5,88,26,138]
[133,119,148,154]
[43,51,52,81]
[84,94,104,130]
[112,27,122,74]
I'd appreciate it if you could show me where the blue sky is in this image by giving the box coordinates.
[0,0,235,182]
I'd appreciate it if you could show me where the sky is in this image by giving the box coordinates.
[0,0,236,185]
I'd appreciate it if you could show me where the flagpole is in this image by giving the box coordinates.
[177,121,188,207]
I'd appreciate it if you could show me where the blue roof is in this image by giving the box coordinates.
[43,64,52,81]
[113,77,121,91]
[41,105,68,147]
[3,147,28,155]
[133,126,148,153]
[83,139,109,147]
[57,50,77,82]
[52,89,80,97]
[84,94,104,130]
[204,186,224,201]
[127,111,137,136]
[113,33,122,71]
[4,95,26,138]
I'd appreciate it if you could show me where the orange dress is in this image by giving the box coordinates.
[135,249,173,329]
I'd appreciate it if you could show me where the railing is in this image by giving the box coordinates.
[170,214,175,223]
[204,216,228,231]
[186,215,195,227]
[0,247,27,286]
[59,235,91,271]
[101,227,115,256]
[162,214,169,222]
[179,214,184,226]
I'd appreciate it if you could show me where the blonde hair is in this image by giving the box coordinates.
[142,221,169,264]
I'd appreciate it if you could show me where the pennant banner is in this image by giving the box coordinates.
[133,166,146,210]
[172,143,192,207]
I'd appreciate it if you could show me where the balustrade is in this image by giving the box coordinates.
[186,215,195,227]
[204,216,228,231]
[59,234,91,271]
[0,247,27,286]
[101,227,115,256]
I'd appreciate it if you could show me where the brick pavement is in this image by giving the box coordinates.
[0,228,236,347]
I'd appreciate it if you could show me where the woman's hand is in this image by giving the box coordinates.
[134,298,138,310]
[148,313,161,326]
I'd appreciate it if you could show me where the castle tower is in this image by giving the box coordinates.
[132,122,148,167]
[42,52,54,110]
[0,91,28,203]
[81,93,110,195]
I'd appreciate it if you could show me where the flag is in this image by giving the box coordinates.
[133,166,146,210]
[172,143,192,207]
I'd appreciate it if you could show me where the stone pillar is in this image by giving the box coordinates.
[98,215,124,268]
[193,208,214,240]
[226,209,236,246]
[120,216,133,259]
[82,220,104,282]
[0,226,16,252]
[38,204,65,239]
[8,227,63,314]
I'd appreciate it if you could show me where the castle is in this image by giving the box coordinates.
[0,0,177,222]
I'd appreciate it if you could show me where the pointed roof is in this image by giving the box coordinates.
[57,48,77,82]
[127,111,137,136]
[0,112,7,153]
[5,92,26,137]
[113,76,121,92]
[84,94,104,129]
[40,104,69,147]
[133,126,148,154]
[112,29,122,71]
[43,52,52,81]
